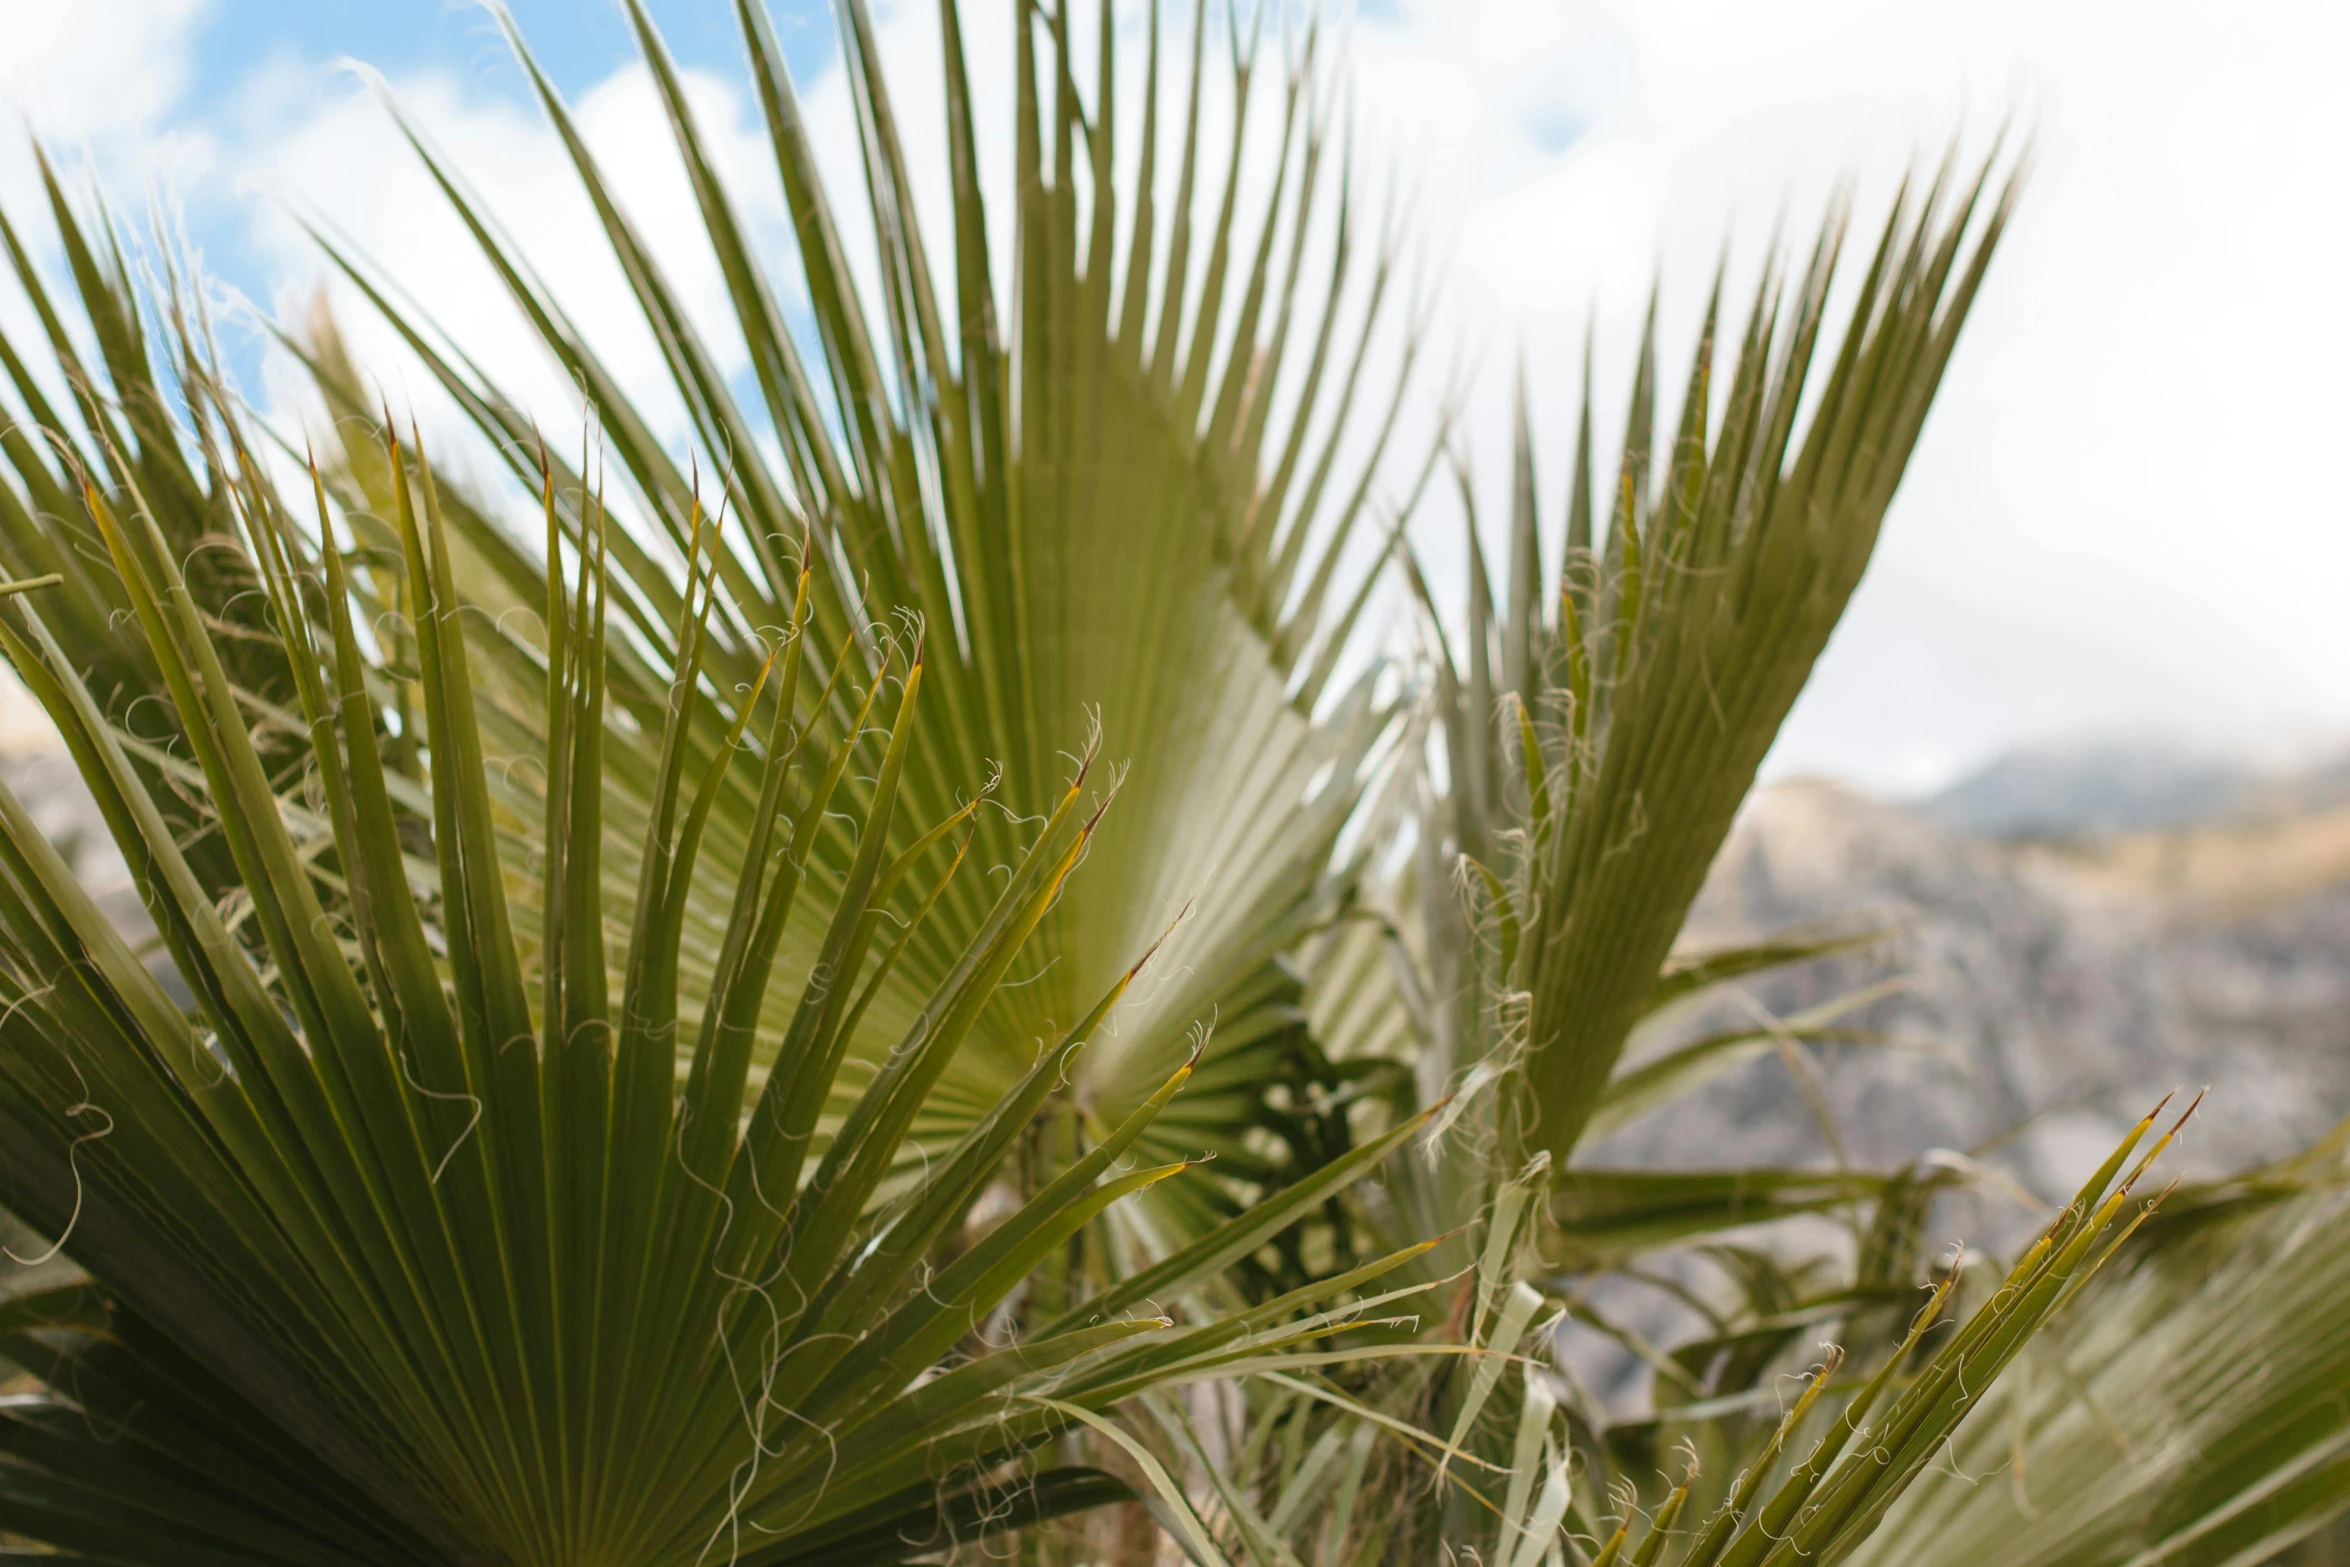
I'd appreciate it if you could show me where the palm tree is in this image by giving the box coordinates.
[0,2,2341,1564]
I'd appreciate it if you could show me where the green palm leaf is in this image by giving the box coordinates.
[1410,153,2016,1169]
[276,0,1415,1235]
[0,265,1420,1560]
[1851,1132,2350,1567]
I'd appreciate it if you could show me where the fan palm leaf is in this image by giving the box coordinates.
[0,200,1432,1561]
[269,0,1418,1247]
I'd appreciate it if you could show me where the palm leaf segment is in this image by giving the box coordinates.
[1308,152,2017,1289]
[1854,1134,2350,1567]
[1392,153,2017,1181]
[286,0,1416,1209]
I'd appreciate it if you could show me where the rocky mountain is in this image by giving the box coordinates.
[1590,772,2350,1216]
[1925,737,2257,838]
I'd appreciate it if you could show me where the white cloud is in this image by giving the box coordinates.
[0,0,212,200]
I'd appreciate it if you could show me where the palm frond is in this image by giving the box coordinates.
[1852,1132,2350,1567]
[1420,153,2016,1169]
[0,235,1422,1559]
[275,0,1418,1239]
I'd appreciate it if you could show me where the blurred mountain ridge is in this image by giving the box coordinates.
[1922,731,2350,839]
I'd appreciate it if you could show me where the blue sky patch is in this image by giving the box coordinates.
[187,0,837,120]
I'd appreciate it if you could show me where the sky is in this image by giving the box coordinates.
[2,1,2347,797]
